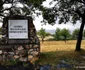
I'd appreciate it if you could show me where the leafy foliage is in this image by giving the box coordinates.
[0,0,84,24]
[83,30,85,38]
[54,28,61,40]
[37,28,47,43]
[60,28,71,41]
[72,29,80,39]
[41,0,83,24]
[0,0,46,18]
[54,28,71,42]
[0,0,85,51]
[40,0,85,51]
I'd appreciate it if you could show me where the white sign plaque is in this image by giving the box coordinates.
[8,20,28,39]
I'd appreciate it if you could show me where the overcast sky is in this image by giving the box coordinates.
[0,0,83,33]
[33,0,82,32]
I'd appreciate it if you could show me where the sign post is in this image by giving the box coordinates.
[8,20,28,39]
[0,15,40,62]
[6,16,30,45]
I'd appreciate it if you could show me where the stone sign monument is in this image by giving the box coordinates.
[0,15,40,61]
[8,20,28,39]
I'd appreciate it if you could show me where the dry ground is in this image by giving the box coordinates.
[40,40,85,52]
[35,40,85,68]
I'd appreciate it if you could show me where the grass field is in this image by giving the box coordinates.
[35,40,85,67]
[40,40,85,52]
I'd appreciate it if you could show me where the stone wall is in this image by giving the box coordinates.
[0,15,40,62]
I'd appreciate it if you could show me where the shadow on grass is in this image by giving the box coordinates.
[34,49,85,66]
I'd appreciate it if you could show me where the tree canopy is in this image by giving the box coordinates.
[54,28,71,42]
[54,28,61,40]
[0,0,46,18]
[0,0,84,25]
[41,0,84,24]
[40,0,85,51]
[60,28,70,42]
[72,29,80,39]
[0,0,85,51]
[37,28,47,43]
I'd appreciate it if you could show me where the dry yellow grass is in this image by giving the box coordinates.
[35,40,85,67]
[40,40,85,52]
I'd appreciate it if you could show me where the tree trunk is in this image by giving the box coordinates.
[75,18,85,51]
[65,36,66,43]
[42,38,44,43]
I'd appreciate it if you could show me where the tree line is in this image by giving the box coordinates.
[37,28,85,43]
[0,0,84,51]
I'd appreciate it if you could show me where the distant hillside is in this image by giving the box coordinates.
[37,29,55,34]
[37,29,74,34]
[45,30,55,34]
[45,29,73,34]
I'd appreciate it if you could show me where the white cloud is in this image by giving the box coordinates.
[33,0,82,31]
[0,0,83,33]
[42,0,57,8]
[33,17,81,31]
[0,23,2,27]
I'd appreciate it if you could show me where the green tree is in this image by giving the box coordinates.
[72,29,80,40]
[45,32,51,36]
[83,30,85,39]
[0,0,85,51]
[54,28,61,40]
[54,28,71,42]
[37,28,47,43]
[40,0,85,51]
[60,28,71,43]
[0,0,45,17]
[0,27,2,34]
